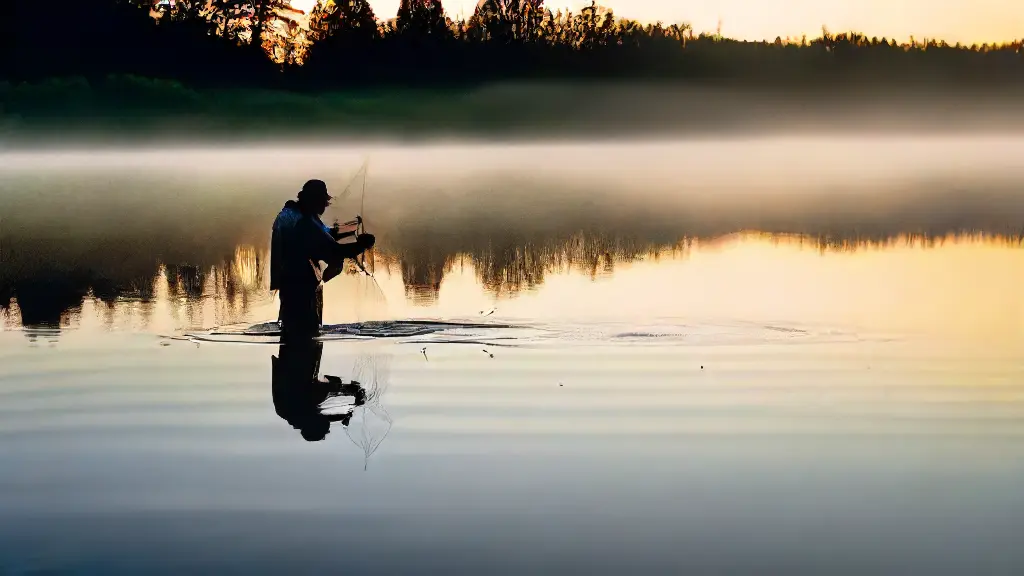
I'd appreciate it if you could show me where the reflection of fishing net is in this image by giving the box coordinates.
[346,354,393,470]
[352,353,391,402]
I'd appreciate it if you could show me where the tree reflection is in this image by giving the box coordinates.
[0,230,1020,328]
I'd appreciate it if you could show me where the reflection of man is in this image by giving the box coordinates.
[270,179,375,341]
[271,341,366,442]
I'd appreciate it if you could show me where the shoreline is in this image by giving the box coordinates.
[8,121,1024,151]
[5,80,1024,149]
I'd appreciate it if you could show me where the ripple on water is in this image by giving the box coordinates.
[174,318,888,350]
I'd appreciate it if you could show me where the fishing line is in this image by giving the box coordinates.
[360,160,367,224]
[338,158,387,307]
[331,159,370,207]
[354,160,384,290]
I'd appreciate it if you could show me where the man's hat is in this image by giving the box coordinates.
[299,179,332,201]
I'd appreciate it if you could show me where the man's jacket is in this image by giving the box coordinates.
[270,201,363,294]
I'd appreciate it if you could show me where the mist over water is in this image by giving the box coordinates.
[1,137,1021,314]
[2,135,1022,312]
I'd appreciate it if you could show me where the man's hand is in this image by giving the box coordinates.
[322,262,345,283]
[321,234,375,282]
[357,233,376,252]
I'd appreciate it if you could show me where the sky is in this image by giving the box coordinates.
[289,0,1022,44]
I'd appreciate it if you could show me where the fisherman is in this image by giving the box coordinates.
[270,179,375,341]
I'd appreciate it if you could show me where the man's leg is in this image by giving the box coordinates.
[280,288,321,342]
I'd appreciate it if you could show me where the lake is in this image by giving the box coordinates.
[1,136,1023,575]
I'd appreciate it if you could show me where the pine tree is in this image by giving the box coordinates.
[309,0,379,43]
[250,0,304,47]
[395,0,449,38]
[159,0,217,35]
[209,0,249,41]
[471,0,545,43]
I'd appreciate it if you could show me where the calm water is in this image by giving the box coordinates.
[1,137,1023,575]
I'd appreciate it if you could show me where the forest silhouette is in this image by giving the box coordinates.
[5,1,1024,139]
[4,0,1024,129]
[6,0,1024,88]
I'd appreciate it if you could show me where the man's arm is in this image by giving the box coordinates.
[330,222,358,241]
[300,217,373,264]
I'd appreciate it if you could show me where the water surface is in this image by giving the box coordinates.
[1,137,1023,574]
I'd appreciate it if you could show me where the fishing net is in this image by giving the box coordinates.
[346,353,393,470]
[351,266,388,322]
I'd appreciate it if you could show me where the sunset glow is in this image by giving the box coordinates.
[290,0,1023,44]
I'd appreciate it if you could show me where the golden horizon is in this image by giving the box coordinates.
[288,0,1023,45]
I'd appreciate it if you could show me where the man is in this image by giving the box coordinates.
[271,179,375,340]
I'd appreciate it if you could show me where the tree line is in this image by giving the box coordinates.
[4,0,1024,90]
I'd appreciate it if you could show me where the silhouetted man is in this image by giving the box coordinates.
[271,179,375,341]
